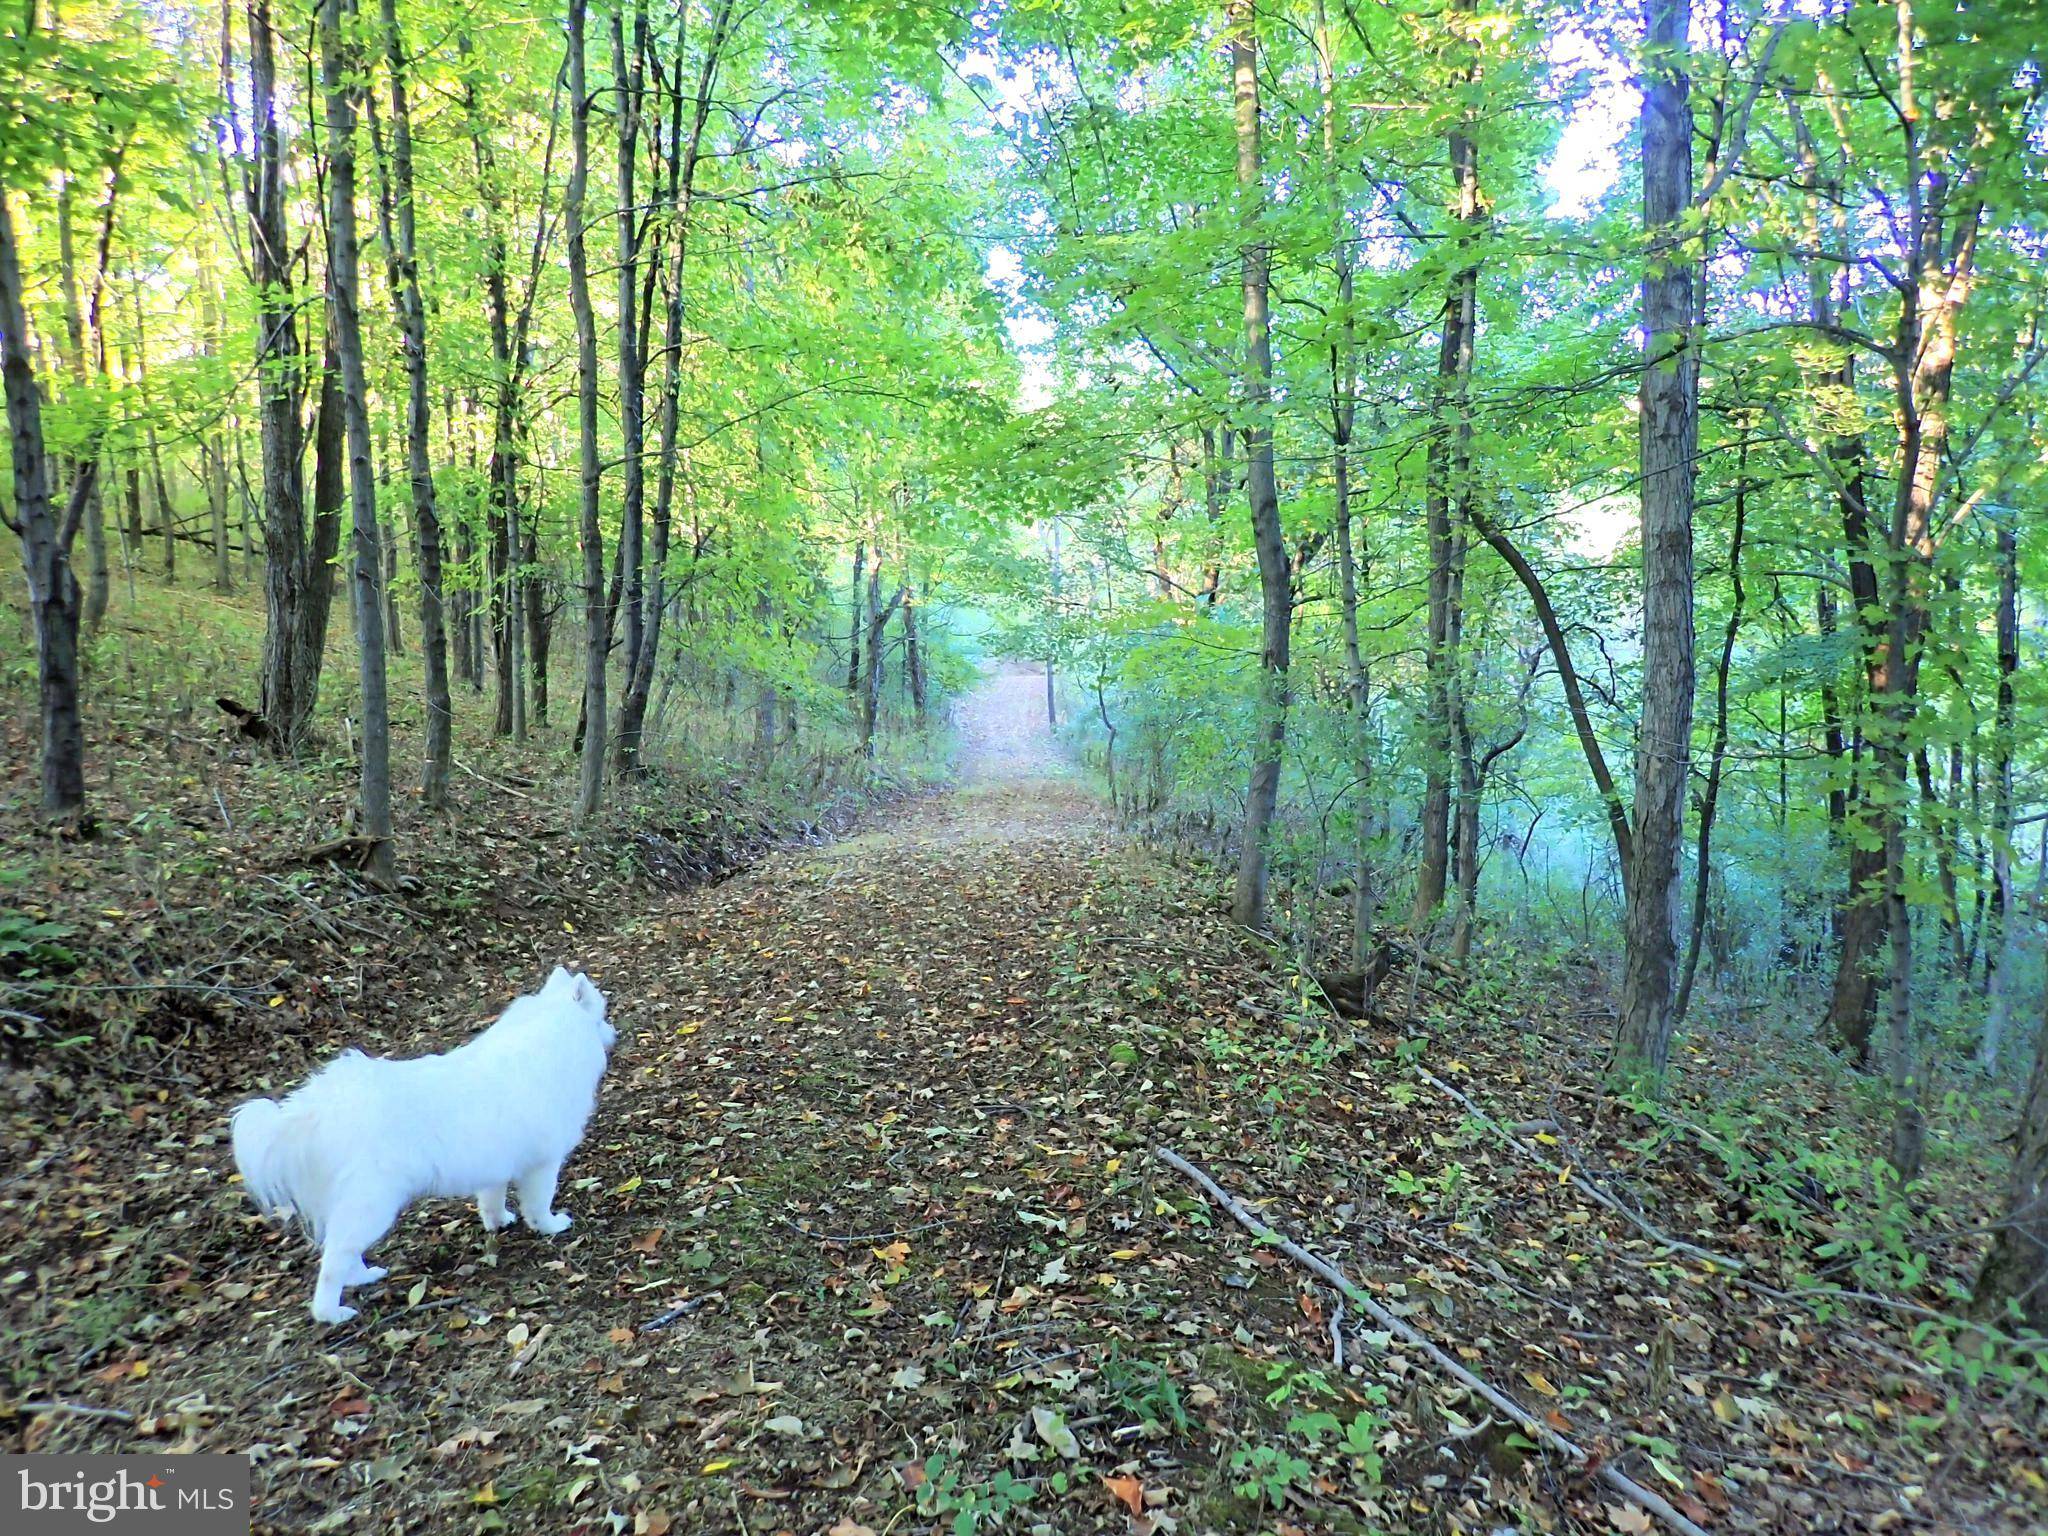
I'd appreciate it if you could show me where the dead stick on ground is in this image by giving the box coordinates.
[1409,1064,2048,1353]
[17,1401,137,1424]
[1411,1065,1741,1271]
[1152,1143,1715,1536]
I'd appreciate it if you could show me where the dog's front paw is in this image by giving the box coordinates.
[350,1263,389,1285]
[311,1302,358,1325]
[528,1210,573,1236]
[480,1210,516,1232]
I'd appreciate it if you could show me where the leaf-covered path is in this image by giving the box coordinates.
[7,667,2039,1534]
[506,668,2038,1536]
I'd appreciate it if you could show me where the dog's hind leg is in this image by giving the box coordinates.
[477,1184,513,1232]
[312,1194,404,1324]
[516,1160,571,1235]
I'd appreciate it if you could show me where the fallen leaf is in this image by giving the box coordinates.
[1104,1473,1144,1515]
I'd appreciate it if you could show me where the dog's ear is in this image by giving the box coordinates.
[546,965,574,993]
[569,974,593,1009]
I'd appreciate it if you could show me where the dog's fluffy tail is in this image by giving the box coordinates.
[231,1098,331,1240]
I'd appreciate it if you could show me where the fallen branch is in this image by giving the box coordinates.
[13,1400,137,1424]
[640,1292,721,1333]
[1409,1065,2048,1354]
[454,756,536,802]
[1152,1143,1714,1536]
[1411,1065,1742,1272]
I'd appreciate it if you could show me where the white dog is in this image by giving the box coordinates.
[231,966,617,1323]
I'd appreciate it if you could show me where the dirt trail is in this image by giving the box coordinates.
[7,669,2035,1535]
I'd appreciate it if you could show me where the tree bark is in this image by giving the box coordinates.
[608,0,647,775]
[860,566,903,759]
[1974,992,2048,1333]
[372,0,453,810]
[1676,448,1748,1023]
[1982,511,2021,1069]
[903,585,927,723]
[0,191,93,819]
[619,0,729,774]
[567,0,607,823]
[1414,0,1481,934]
[1227,0,1291,934]
[1614,0,1698,1080]
[1318,0,1376,967]
[321,0,395,884]
[846,538,866,694]
[245,0,337,755]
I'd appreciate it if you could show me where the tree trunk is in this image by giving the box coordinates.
[567,0,607,823]
[0,193,93,819]
[1614,0,1698,1080]
[1470,504,1633,884]
[245,0,335,756]
[322,0,395,884]
[1414,8,1481,931]
[206,439,231,592]
[620,0,727,773]
[82,459,109,638]
[1317,0,1376,967]
[860,568,902,759]
[1982,512,2021,1069]
[201,246,233,593]
[1676,446,1748,1023]
[525,525,552,727]
[1974,989,2048,1332]
[846,538,866,693]
[1045,519,1061,727]
[608,1,647,776]
[1227,0,1291,934]
[372,0,453,810]
[903,586,927,723]
[1791,103,1889,1062]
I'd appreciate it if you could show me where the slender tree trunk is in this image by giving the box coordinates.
[620,0,727,773]
[245,0,331,754]
[235,428,256,583]
[322,0,395,884]
[1974,985,2048,1332]
[525,524,551,727]
[567,0,606,822]
[1676,448,1748,1023]
[1982,512,2022,1069]
[201,244,233,593]
[372,0,453,810]
[846,538,866,694]
[382,495,403,655]
[1045,519,1062,727]
[1318,0,1375,966]
[1614,0,1698,1079]
[608,0,647,775]
[1471,504,1633,883]
[83,458,110,636]
[127,282,176,586]
[0,193,93,818]
[1791,104,1889,1062]
[860,573,903,759]
[1227,0,1291,934]
[903,586,927,723]
[1414,5,1481,931]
